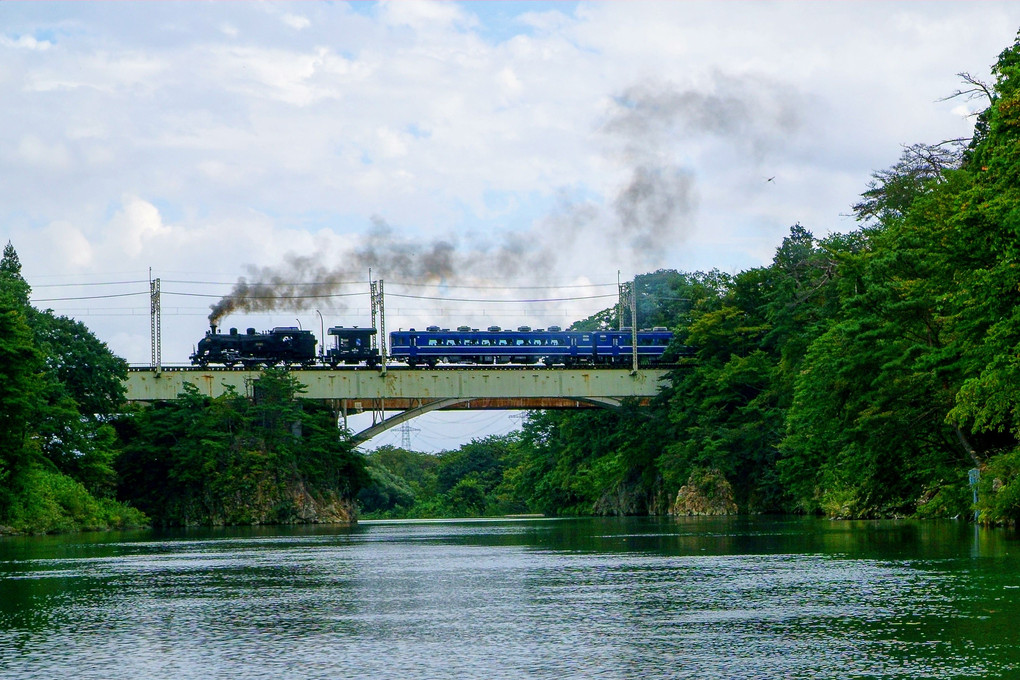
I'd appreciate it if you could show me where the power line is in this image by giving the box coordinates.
[388,292,618,303]
[385,280,619,291]
[33,279,149,288]
[162,290,367,300]
[28,276,627,312]
[34,290,617,305]
[31,291,149,302]
[35,275,620,291]
[161,279,367,287]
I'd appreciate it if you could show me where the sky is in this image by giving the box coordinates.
[2,1,1019,451]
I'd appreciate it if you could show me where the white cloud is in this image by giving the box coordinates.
[25,52,166,94]
[375,126,409,157]
[282,13,311,30]
[1,34,52,50]
[378,0,476,32]
[16,135,71,170]
[496,66,522,99]
[203,44,357,106]
[43,221,93,268]
[108,196,172,258]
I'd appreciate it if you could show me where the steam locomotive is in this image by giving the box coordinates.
[190,325,319,368]
[190,324,678,368]
[190,325,379,368]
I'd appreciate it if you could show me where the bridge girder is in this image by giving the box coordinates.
[123,367,670,443]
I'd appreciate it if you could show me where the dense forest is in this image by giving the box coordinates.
[0,246,366,533]
[360,35,1020,525]
[4,34,1020,532]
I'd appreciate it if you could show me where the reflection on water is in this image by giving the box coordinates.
[1,517,1018,679]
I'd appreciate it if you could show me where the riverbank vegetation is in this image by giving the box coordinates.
[4,35,1020,531]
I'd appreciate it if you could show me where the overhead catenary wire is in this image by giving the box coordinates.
[162,290,368,300]
[31,291,150,302]
[385,280,619,291]
[388,292,618,303]
[31,287,621,305]
[33,279,150,288]
[27,270,622,288]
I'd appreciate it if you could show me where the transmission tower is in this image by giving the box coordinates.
[398,421,420,450]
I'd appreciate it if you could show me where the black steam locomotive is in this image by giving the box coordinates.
[190,324,679,368]
[190,326,318,368]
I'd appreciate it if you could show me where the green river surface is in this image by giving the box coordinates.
[1,516,1019,679]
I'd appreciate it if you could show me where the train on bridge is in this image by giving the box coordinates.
[190,324,683,369]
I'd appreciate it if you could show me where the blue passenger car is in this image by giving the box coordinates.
[387,325,674,367]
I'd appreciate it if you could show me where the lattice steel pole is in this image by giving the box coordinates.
[370,278,378,349]
[377,279,387,375]
[617,270,624,331]
[631,281,638,375]
[150,276,162,373]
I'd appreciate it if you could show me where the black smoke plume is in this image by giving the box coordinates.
[600,73,800,259]
[209,74,800,325]
[208,216,557,326]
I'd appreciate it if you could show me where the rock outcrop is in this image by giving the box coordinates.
[671,468,739,515]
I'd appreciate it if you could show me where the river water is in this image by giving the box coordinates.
[1,516,1018,679]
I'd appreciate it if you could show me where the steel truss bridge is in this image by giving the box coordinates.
[124,367,671,443]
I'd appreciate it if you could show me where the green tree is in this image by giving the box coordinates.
[0,243,144,531]
[368,445,440,497]
[0,304,43,516]
[0,243,43,518]
[0,241,31,309]
[117,371,366,526]
[30,312,127,417]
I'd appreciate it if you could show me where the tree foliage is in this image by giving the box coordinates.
[116,370,366,526]
[0,242,144,533]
